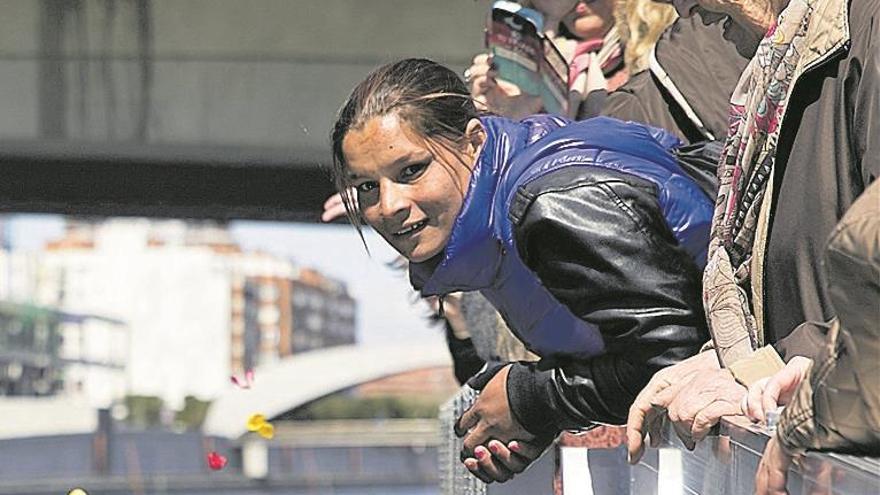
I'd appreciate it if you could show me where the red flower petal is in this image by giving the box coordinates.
[207,451,228,471]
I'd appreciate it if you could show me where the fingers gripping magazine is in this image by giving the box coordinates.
[486,1,569,116]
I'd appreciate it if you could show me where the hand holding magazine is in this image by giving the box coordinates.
[485,1,570,116]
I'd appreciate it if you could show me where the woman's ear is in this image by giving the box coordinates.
[464,118,486,161]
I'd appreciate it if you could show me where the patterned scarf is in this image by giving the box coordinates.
[703,0,817,365]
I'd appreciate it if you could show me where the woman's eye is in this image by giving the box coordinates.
[356,181,378,193]
[401,162,428,180]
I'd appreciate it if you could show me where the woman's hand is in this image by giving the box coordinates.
[743,356,812,423]
[455,364,546,482]
[321,189,355,223]
[462,437,553,483]
[466,54,544,119]
[456,365,533,450]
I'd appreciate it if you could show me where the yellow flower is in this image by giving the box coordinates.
[258,422,275,440]
[246,413,266,432]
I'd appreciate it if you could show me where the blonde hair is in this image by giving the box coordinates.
[521,0,676,73]
[615,0,677,72]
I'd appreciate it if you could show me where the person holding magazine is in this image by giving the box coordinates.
[466,0,675,119]
[330,58,712,483]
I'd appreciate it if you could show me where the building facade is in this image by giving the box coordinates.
[1,218,356,409]
[0,300,127,408]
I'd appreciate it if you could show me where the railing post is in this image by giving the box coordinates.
[243,437,269,480]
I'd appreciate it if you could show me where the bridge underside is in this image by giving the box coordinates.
[0,141,337,222]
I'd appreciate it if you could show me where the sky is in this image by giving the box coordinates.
[2,214,443,349]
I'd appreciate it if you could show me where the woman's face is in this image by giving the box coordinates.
[560,0,616,40]
[342,113,476,263]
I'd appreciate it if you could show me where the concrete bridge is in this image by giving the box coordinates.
[0,0,486,222]
[202,343,451,438]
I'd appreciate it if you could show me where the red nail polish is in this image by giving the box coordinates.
[475,448,486,460]
[509,441,520,453]
[488,443,499,454]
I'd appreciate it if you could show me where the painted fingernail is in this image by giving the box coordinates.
[508,441,520,453]
[475,447,487,460]
[488,442,500,454]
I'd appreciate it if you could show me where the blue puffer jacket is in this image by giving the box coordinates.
[412,115,712,362]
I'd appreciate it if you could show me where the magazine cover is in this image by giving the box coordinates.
[485,0,569,115]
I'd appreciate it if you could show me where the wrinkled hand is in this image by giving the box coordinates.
[455,365,546,483]
[467,54,544,119]
[626,351,720,463]
[655,368,747,449]
[745,356,812,423]
[755,435,794,495]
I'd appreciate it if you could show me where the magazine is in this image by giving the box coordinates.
[485,0,570,116]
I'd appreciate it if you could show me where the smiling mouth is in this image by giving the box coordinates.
[394,219,428,236]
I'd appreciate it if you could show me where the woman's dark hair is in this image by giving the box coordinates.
[330,58,479,235]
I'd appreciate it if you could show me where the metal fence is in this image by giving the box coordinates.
[440,386,880,495]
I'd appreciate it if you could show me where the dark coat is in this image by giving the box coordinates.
[761,0,879,356]
[598,8,757,143]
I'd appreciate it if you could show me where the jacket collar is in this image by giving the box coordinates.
[408,116,532,295]
[801,0,849,71]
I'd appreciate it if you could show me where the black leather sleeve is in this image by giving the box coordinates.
[507,171,709,430]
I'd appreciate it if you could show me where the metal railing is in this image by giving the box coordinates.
[440,387,880,494]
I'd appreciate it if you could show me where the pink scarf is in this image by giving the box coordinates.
[566,29,624,88]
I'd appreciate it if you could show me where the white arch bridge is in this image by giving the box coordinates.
[203,344,452,438]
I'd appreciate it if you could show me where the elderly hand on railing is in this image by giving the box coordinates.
[626,350,723,462]
[655,368,748,449]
